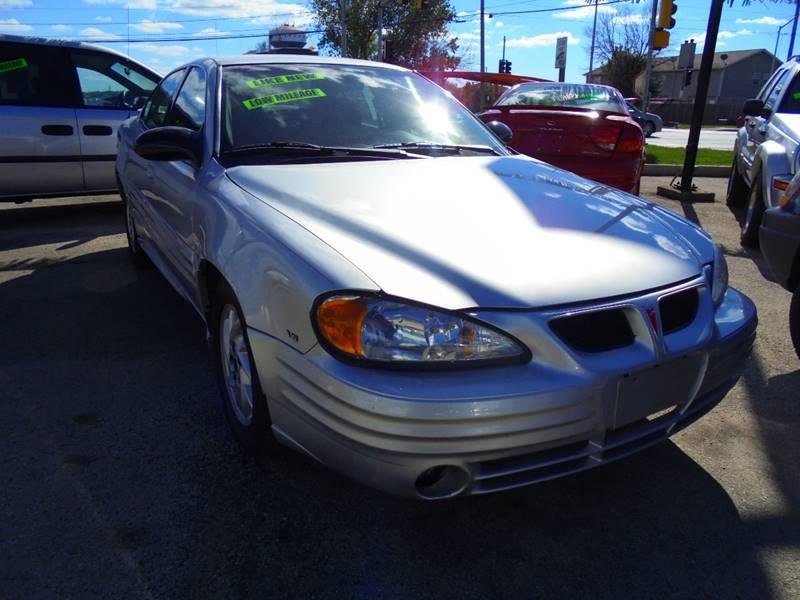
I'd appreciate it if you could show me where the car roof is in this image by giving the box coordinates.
[0,33,161,76]
[202,54,409,71]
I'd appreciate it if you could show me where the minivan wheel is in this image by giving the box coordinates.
[740,175,765,248]
[726,155,748,207]
[211,281,277,454]
[790,285,800,360]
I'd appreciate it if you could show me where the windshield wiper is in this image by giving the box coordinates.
[222,141,424,159]
[373,142,502,156]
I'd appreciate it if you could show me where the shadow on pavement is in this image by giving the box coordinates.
[0,206,779,600]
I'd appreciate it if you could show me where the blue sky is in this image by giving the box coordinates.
[0,0,797,81]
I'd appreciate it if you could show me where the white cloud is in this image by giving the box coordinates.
[458,32,480,41]
[95,16,114,23]
[0,18,32,33]
[495,20,504,28]
[79,27,121,39]
[0,0,33,7]
[51,24,72,32]
[165,0,309,20]
[688,28,752,44]
[505,31,579,48]
[131,20,184,33]
[85,0,158,8]
[736,16,784,26]
[555,3,616,20]
[196,27,230,35]
[134,43,192,56]
[612,13,646,25]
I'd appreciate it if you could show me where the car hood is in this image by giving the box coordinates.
[773,113,800,143]
[226,156,713,309]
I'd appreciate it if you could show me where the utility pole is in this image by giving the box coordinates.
[480,0,485,72]
[658,0,723,201]
[588,0,599,78]
[377,2,383,61]
[340,0,348,58]
[789,0,800,59]
[642,0,659,112]
[772,18,795,74]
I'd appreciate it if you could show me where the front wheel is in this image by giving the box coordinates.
[121,188,150,269]
[642,122,654,138]
[211,281,277,454]
[740,175,765,248]
[790,285,800,360]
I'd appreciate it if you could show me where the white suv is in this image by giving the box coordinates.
[727,57,800,247]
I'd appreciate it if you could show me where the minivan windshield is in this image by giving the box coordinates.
[220,64,507,156]
[496,83,626,114]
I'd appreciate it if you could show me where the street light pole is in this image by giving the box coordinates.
[340,0,348,58]
[588,0,599,78]
[642,0,659,112]
[480,0,485,72]
[774,17,796,74]
[788,0,800,59]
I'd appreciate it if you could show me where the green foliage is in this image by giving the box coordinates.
[645,145,733,166]
[308,0,461,70]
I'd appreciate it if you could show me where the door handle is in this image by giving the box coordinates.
[41,124,74,136]
[82,125,113,136]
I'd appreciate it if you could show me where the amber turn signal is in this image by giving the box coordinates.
[316,296,368,356]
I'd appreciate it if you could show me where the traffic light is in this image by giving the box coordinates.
[658,0,677,30]
[498,59,511,74]
[653,1,677,50]
[653,29,670,50]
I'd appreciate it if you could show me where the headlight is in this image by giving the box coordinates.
[313,293,530,367]
[709,244,729,306]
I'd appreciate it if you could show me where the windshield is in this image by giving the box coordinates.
[496,83,626,113]
[220,64,506,155]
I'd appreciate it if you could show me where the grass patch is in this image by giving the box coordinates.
[645,144,733,166]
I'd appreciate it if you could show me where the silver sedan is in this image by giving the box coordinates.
[116,55,757,499]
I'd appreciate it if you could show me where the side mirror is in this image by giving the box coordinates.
[134,126,201,164]
[486,120,513,144]
[742,98,766,118]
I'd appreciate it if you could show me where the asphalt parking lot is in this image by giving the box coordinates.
[1,179,798,599]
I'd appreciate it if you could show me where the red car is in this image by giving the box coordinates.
[478,82,645,194]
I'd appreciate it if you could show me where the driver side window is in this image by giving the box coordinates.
[71,50,159,110]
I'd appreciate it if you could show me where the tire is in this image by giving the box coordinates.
[726,155,749,207]
[790,285,800,360]
[740,174,765,248]
[642,122,654,138]
[211,280,278,454]
[120,183,151,269]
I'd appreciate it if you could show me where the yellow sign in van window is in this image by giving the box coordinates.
[243,88,326,110]
[246,73,324,89]
[0,58,28,73]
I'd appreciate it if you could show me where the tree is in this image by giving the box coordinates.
[584,5,652,97]
[309,0,461,70]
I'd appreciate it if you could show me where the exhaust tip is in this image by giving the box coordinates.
[415,465,470,500]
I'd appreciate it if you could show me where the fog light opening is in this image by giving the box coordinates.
[415,465,470,500]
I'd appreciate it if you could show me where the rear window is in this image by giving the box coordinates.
[497,83,626,113]
[0,42,75,107]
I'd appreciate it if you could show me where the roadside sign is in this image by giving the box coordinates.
[678,40,696,70]
[555,36,567,69]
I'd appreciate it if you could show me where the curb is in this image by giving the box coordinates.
[643,164,729,177]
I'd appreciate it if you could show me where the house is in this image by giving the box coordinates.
[587,48,779,123]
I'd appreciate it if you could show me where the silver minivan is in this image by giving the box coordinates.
[0,35,160,202]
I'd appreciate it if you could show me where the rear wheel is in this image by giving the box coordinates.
[211,281,277,454]
[790,285,800,360]
[726,155,749,207]
[740,174,765,248]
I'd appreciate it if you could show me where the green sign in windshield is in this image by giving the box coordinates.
[246,73,324,89]
[0,58,28,73]
[243,87,327,110]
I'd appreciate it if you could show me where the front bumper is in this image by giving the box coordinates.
[248,283,756,499]
[760,207,800,290]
